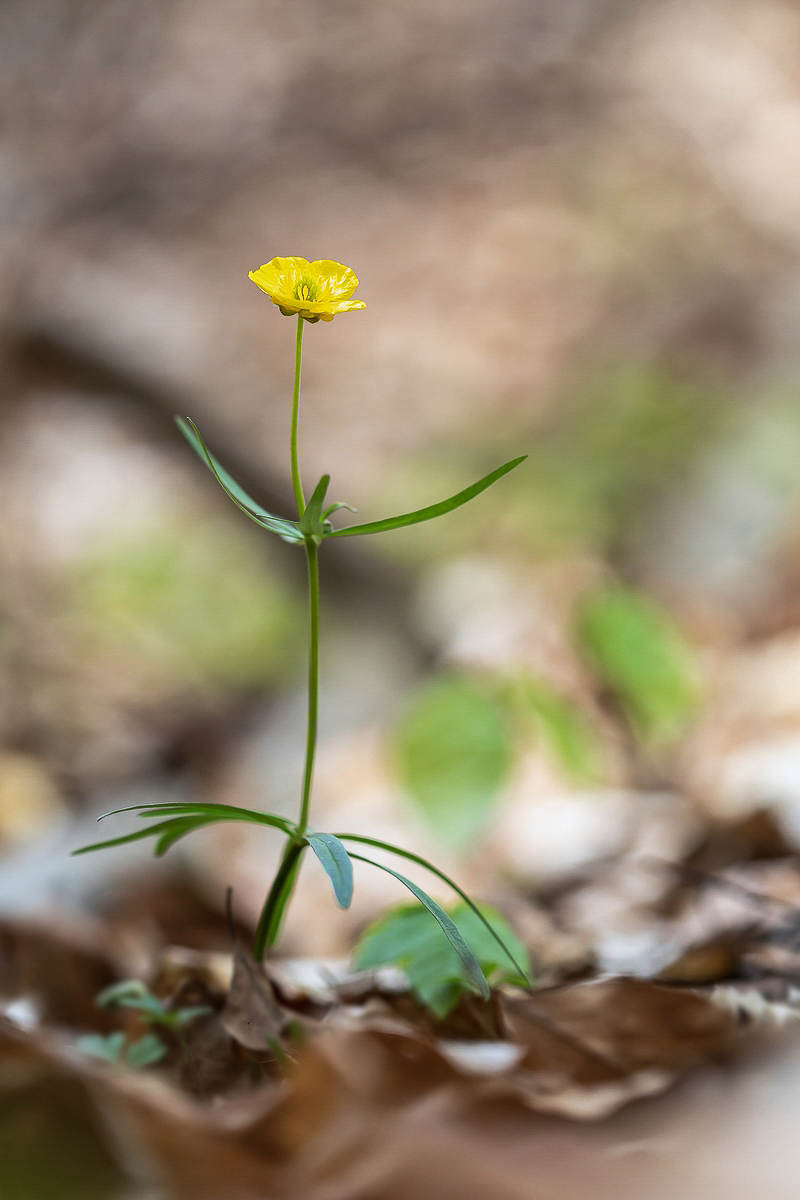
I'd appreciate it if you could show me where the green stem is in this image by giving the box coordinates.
[254,839,305,961]
[298,540,319,834]
[291,314,305,515]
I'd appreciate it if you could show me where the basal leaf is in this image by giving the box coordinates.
[347,853,490,1000]
[72,817,198,857]
[324,456,526,538]
[98,801,294,835]
[74,803,294,858]
[177,417,304,543]
[306,831,353,908]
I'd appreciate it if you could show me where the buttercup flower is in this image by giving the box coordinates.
[249,257,366,323]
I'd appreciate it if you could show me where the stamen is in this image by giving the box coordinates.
[294,278,317,302]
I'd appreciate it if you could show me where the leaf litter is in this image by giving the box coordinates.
[9,797,800,1196]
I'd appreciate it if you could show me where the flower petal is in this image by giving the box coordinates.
[309,260,360,301]
[250,257,311,305]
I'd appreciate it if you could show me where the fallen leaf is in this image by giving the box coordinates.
[221,941,290,1053]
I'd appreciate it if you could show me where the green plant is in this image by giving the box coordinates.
[354,902,530,1018]
[75,257,528,1005]
[76,980,211,1069]
[576,582,697,750]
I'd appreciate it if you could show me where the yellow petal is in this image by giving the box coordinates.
[250,257,310,304]
[309,260,360,301]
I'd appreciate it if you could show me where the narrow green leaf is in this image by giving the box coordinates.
[72,817,195,856]
[261,845,305,950]
[298,474,331,539]
[306,832,353,908]
[98,801,295,835]
[154,816,218,856]
[322,501,357,521]
[335,833,531,986]
[177,417,304,543]
[74,804,290,858]
[324,456,527,537]
[346,853,490,1000]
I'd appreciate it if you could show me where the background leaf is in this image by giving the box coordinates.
[505,675,602,781]
[576,583,698,750]
[393,674,512,847]
[347,855,490,1000]
[354,902,530,1018]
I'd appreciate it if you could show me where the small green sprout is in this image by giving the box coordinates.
[76,980,211,1070]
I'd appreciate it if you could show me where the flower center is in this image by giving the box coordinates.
[293,277,318,302]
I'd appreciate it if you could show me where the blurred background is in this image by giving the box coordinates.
[4,0,800,979]
[11,2,800,1197]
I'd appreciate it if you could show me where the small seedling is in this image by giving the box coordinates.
[77,979,211,1070]
[95,979,212,1029]
[74,258,529,1006]
[77,1030,167,1069]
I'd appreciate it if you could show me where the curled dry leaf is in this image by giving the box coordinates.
[221,941,291,1052]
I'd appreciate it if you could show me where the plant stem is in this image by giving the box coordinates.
[252,315,322,963]
[298,540,319,834]
[254,839,305,961]
[291,314,306,515]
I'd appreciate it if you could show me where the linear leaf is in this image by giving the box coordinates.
[154,816,218,856]
[72,816,203,856]
[324,456,527,538]
[298,474,331,539]
[306,832,353,908]
[177,417,304,543]
[261,846,305,950]
[98,801,295,835]
[347,852,489,1000]
[76,805,293,858]
[336,833,530,985]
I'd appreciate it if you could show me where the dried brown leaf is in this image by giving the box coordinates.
[221,942,291,1053]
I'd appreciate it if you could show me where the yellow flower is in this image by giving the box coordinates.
[249,257,366,323]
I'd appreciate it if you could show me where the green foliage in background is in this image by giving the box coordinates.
[393,675,513,847]
[354,902,530,1018]
[503,674,602,782]
[576,582,698,749]
[375,361,730,563]
[518,362,728,557]
[66,519,300,692]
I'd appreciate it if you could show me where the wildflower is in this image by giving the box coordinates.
[249,257,366,323]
